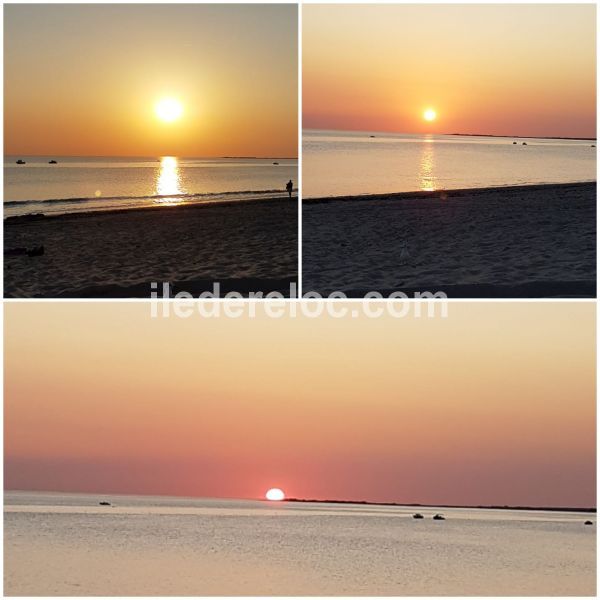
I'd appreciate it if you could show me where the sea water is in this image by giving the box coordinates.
[4,491,595,595]
[4,156,297,217]
[303,130,596,198]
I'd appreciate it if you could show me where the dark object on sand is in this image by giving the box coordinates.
[5,244,45,257]
[584,520,594,525]
[4,247,28,257]
[591,145,596,148]
[522,142,527,145]
[512,141,517,144]
[413,513,424,519]
[273,162,279,165]
[433,514,446,520]
[99,501,111,506]
[27,245,45,257]
[49,160,58,164]
[16,159,26,164]
[370,135,376,138]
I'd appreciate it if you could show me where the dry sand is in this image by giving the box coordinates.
[302,183,596,298]
[4,198,297,298]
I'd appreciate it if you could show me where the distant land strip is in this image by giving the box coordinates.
[304,128,596,141]
[448,133,597,141]
[285,498,596,513]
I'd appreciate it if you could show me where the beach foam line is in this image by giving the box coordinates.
[4,188,289,207]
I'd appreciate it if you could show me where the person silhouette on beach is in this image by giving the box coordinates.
[286,180,293,198]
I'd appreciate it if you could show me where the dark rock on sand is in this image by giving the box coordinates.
[4,247,28,257]
[5,245,45,258]
[26,245,45,257]
[49,160,58,164]
[433,514,446,520]
[16,159,26,164]
[413,513,424,519]
[584,520,594,525]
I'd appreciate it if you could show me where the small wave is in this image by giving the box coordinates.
[4,189,285,207]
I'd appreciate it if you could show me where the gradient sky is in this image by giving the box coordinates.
[4,4,297,157]
[304,4,596,137]
[5,302,595,508]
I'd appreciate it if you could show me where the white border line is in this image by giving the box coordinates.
[298,0,303,299]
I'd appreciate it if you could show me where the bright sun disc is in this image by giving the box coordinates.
[423,109,437,122]
[155,98,183,123]
[265,488,285,501]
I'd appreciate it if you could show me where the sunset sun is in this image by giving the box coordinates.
[423,108,437,122]
[155,98,183,123]
[265,488,285,501]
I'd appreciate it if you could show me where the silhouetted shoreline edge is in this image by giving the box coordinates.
[285,498,596,513]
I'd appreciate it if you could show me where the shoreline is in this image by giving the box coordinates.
[5,193,294,222]
[303,181,596,204]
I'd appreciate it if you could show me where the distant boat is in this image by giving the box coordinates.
[433,514,445,520]
[413,513,424,519]
[99,501,111,506]
[48,160,57,164]
[16,159,25,164]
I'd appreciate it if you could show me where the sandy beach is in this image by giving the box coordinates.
[302,182,596,298]
[4,198,297,298]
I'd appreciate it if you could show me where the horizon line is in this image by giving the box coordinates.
[302,126,597,141]
[5,488,595,513]
[3,153,299,160]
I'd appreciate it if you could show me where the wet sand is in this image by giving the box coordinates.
[302,183,596,298]
[4,198,298,298]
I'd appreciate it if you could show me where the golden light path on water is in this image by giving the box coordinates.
[155,156,185,205]
[419,138,436,192]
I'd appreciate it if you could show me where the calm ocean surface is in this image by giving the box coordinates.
[303,130,596,198]
[5,491,595,595]
[4,156,297,217]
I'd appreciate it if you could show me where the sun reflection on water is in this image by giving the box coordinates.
[419,138,436,192]
[155,156,184,205]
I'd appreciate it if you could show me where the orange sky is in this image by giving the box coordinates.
[303,5,596,138]
[4,302,595,507]
[4,5,298,157]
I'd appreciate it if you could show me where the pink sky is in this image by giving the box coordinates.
[5,303,596,507]
[303,5,596,138]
